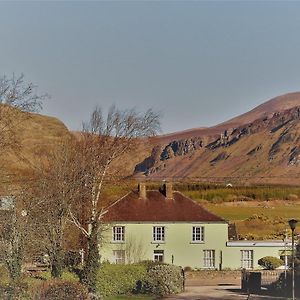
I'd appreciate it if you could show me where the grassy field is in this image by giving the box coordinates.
[205,203,300,221]
[179,184,300,202]
[175,183,300,239]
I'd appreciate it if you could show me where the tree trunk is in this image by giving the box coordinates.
[50,248,64,278]
[82,222,100,293]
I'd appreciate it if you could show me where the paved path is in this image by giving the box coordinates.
[164,285,288,300]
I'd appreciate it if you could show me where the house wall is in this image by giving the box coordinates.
[100,222,228,269]
[222,245,286,270]
[100,222,287,269]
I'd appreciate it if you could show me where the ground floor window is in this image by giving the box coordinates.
[113,250,125,264]
[203,250,215,268]
[153,250,164,262]
[241,250,253,269]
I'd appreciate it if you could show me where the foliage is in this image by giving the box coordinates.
[96,263,147,298]
[138,260,166,271]
[177,183,300,202]
[258,256,284,270]
[33,279,88,300]
[38,270,80,281]
[141,264,184,296]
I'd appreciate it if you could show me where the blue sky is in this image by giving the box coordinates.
[1,1,300,133]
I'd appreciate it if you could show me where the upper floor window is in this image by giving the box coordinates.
[192,226,204,242]
[153,226,165,242]
[112,226,125,242]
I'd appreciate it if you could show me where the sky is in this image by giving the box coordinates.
[1,1,300,134]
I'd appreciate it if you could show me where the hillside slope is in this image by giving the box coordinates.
[135,93,300,185]
[156,92,300,144]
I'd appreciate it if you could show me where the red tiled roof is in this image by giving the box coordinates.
[103,190,226,222]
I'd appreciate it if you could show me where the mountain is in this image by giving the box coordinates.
[0,107,152,192]
[134,92,300,185]
[0,107,72,193]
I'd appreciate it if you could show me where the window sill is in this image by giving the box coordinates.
[110,241,125,244]
[190,241,205,244]
[151,241,165,244]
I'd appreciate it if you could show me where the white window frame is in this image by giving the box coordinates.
[113,250,125,264]
[112,226,125,242]
[192,226,204,242]
[153,250,164,262]
[203,250,215,268]
[241,250,253,269]
[153,226,165,242]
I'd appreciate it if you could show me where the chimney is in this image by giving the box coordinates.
[138,182,147,199]
[163,182,173,199]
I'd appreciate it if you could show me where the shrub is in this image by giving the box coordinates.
[258,256,284,270]
[287,194,298,201]
[138,260,165,271]
[183,266,193,272]
[34,280,88,300]
[96,264,147,298]
[141,264,184,296]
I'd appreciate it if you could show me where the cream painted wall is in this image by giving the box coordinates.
[223,246,286,269]
[99,222,288,270]
[101,222,228,269]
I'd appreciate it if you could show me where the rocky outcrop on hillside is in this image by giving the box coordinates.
[160,138,203,160]
[210,152,229,165]
[134,105,300,181]
[289,146,300,165]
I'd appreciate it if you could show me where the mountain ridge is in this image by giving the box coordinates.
[135,92,300,185]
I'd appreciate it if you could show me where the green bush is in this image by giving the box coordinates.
[34,279,88,300]
[258,256,284,270]
[141,264,184,296]
[96,264,147,298]
[138,260,165,271]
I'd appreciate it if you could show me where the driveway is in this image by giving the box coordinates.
[164,285,288,300]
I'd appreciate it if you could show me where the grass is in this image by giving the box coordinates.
[176,183,300,239]
[107,295,157,300]
[205,204,300,221]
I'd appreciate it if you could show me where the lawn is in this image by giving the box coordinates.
[205,204,300,221]
[107,295,157,300]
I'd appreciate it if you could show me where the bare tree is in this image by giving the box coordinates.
[66,106,160,292]
[0,73,47,282]
[25,140,81,278]
[124,235,147,264]
[0,73,48,152]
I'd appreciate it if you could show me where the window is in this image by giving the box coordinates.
[113,250,125,264]
[153,250,164,262]
[241,250,253,269]
[112,226,125,242]
[192,226,204,242]
[203,250,215,268]
[153,226,165,242]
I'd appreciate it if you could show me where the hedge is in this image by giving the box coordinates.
[96,264,147,298]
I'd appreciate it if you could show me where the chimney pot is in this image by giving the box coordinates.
[138,182,146,199]
[163,182,173,199]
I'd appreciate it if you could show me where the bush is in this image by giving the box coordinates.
[138,260,165,271]
[96,264,147,298]
[258,256,284,270]
[34,280,88,300]
[141,264,184,296]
